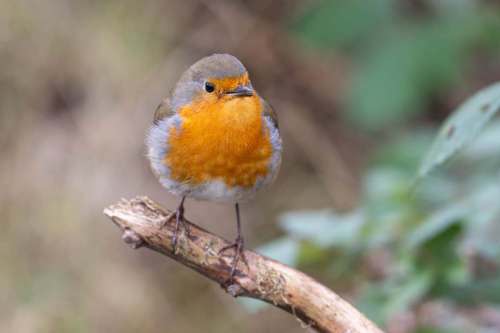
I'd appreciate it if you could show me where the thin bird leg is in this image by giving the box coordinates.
[219,203,245,279]
[161,196,188,252]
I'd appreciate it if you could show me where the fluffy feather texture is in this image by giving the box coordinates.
[146,53,281,202]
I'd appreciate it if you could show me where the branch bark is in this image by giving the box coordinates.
[103,196,383,333]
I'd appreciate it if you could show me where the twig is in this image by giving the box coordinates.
[103,196,383,333]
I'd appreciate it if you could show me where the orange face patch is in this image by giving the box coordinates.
[164,90,272,188]
[208,73,251,94]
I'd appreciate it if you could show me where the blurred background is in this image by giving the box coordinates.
[2,0,500,332]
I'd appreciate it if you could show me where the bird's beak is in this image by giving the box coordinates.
[226,85,254,97]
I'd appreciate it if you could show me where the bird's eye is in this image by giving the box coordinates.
[205,82,215,93]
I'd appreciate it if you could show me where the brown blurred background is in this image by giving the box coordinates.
[2,1,500,332]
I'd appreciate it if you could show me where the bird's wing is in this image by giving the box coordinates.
[153,98,174,124]
[262,98,279,130]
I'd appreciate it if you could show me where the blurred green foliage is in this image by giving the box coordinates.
[293,0,500,131]
[418,83,500,178]
[256,4,500,330]
[257,81,500,331]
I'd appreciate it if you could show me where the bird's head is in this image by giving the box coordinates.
[171,54,256,112]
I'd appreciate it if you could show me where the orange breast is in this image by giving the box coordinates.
[165,95,272,188]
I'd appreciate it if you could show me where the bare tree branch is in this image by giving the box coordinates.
[103,196,383,333]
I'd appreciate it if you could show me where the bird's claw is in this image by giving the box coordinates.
[219,236,245,281]
[159,205,189,254]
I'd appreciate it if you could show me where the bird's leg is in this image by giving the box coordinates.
[219,203,245,280]
[173,196,188,251]
[160,196,188,252]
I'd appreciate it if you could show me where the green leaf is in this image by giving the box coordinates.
[279,210,364,248]
[384,271,433,315]
[356,283,391,325]
[357,272,432,324]
[297,242,331,265]
[413,223,467,292]
[405,203,467,250]
[256,237,300,266]
[364,167,410,200]
[462,120,500,160]
[448,276,500,304]
[418,82,500,178]
[361,167,417,247]
[372,130,434,171]
[462,184,500,259]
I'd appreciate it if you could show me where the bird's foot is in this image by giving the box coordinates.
[160,205,189,253]
[219,236,245,282]
[160,211,175,229]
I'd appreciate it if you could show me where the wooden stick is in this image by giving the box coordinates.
[103,196,383,333]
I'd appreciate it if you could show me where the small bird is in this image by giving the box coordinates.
[146,54,282,278]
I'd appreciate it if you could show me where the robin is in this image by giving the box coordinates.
[146,53,282,278]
